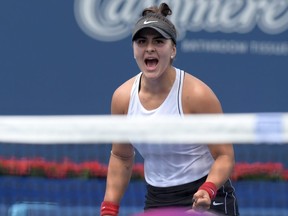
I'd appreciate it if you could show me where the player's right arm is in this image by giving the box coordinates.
[102,79,135,216]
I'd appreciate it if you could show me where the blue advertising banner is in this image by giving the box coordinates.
[0,0,287,115]
[0,2,288,215]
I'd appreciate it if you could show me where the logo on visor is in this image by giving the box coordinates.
[143,20,158,25]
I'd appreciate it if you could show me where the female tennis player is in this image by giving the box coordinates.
[101,2,239,216]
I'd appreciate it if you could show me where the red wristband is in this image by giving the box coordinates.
[101,201,119,216]
[198,182,217,200]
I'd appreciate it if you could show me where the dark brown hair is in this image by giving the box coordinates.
[142,3,172,17]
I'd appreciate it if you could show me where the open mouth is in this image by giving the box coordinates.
[145,58,159,69]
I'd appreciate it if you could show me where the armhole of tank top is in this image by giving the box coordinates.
[138,73,142,92]
[127,73,142,114]
[177,70,185,115]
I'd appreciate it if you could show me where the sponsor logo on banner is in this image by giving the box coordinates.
[74,0,288,56]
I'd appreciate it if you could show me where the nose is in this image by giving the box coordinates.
[146,42,155,53]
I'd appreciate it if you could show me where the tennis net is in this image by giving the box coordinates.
[0,113,287,216]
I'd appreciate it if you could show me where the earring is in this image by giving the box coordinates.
[171,56,174,59]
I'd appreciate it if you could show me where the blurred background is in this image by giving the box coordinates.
[0,0,287,215]
[1,0,288,115]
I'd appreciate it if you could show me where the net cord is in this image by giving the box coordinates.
[0,113,287,144]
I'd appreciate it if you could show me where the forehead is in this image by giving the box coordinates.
[136,28,163,38]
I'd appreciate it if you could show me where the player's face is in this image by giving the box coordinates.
[133,28,176,80]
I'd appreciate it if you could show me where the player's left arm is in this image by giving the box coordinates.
[194,85,235,189]
[183,74,235,209]
[185,74,235,188]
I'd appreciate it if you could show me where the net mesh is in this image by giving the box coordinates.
[0,113,288,216]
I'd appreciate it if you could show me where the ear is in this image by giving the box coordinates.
[171,45,177,59]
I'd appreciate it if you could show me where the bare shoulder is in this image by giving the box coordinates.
[182,72,223,114]
[111,76,137,115]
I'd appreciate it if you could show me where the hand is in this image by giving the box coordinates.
[192,189,211,210]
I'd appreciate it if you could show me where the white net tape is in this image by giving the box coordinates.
[0,113,287,144]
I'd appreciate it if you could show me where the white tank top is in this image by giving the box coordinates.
[128,68,214,187]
